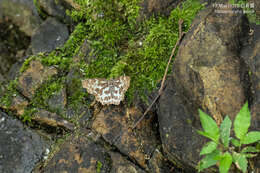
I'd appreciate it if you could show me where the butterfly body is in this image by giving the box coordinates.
[82,76,130,105]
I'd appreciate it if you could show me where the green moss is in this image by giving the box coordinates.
[31,77,64,111]
[33,0,48,19]
[15,0,204,113]
[21,107,38,123]
[72,0,204,104]
[0,79,19,108]
[96,160,103,173]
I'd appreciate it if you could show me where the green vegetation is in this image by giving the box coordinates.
[67,0,204,103]
[96,160,103,173]
[1,0,205,123]
[0,79,18,108]
[197,102,260,173]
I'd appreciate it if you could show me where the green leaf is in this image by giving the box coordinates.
[234,102,251,140]
[241,131,260,144]
[220,116,232,148]
[219,152,232,173]
[197,130,218,142]
[232,152,248,173]
[197,149,220,172]
[231,138,240,147]
[256,142,260,150]
[200,141,218,155]
[241,146,259,153]
[199,109,220,143]
[244,153,257,158]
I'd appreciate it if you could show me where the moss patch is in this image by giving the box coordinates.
[69,0,204,104]
[1,0,204,122]
[0,80,19,108]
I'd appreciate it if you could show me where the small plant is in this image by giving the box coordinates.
[197,102,260,173]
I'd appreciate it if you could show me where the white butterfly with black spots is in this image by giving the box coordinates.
[82,76,130,105]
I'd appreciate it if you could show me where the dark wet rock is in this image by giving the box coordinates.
[7,57,28,81]
[172,7,249,123]
[31,17,69,54]
[18,60,58,99]
[241,24,260,130]
[0,74,4,83]
[38,0,72,23]
[42,133,111,173]
[6,93,29,116]
[47,88,67,113]
[0,110,50,173]
[148,149,176,173]
[33,109,75,131]
[139,0,183,18]
[92,106,159,169]
[0,0,42,36]
[159,77,208,172]
[253,0,260,20]
[0,21,30,80]
[110,152,145,173]
[158,7,250,171]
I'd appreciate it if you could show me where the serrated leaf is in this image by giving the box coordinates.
[234,102,251,140]
[232,152,248,173]
[241,131,260,144]
[220,116,232,148]
[241,146,259,153]
[231,138,240,147]
[199,109,220,143]
[219,152,232,173]
[197,149,220,172]
[200,142,218,155]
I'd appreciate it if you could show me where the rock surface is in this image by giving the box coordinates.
[158,7,252,171]
[139,0,183,17]
[241,24,260,130]
[172,7,249,123]
[42,131,111,173]
[0,0,42,36]
[18,60,58,99]
[0,110,50,173]
[91,106,159,170]
[38,0,72,23]
[31,17,69,54]
[33,109,75,131]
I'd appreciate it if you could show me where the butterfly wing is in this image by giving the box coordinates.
[82,76,130,105]
[113,76,130,105]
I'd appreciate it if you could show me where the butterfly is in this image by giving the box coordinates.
[82,76,130,105]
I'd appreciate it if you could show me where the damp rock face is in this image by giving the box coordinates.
[43,133,111,173]
[33,109,75,131]
[158,7,250,171]
[18,60,58,99]
[0,0,42,36]
[37,0,72,22]
[0,111,50,173]
[91,106,159,169]
[139,0,183,17]
[172,7,249,123]
[31,17,69,54]
[241,24,260,130]
[109,152,146,173]
[0,21,30,81]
